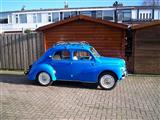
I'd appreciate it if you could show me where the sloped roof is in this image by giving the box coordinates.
[1,6,160,13]
[36,15,128,31]
[131,20,160,30]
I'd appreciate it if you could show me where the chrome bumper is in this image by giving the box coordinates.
[24,65,32,75]
[121,70,128,80]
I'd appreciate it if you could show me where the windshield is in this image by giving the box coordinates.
[90,47,101,57]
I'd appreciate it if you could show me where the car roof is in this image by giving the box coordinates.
[52,41,92,51]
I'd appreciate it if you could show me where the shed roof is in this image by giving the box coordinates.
[36,15,128,31]
[131,20,160,30]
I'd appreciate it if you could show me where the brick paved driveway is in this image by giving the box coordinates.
[0,75,160,120]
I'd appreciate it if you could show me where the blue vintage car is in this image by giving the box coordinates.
[25,41,127,90]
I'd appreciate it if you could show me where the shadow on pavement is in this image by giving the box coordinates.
[0,74,99,89]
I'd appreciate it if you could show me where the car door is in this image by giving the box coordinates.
[71,50,97,82]
[50,50,72,80]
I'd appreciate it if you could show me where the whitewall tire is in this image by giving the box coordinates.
[37,72,53,86]
[99,72,117,90]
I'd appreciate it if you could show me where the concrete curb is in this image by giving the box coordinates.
[0,70,24,75]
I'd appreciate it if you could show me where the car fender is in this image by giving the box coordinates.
[28,64,56,81]
[95,65,122,81]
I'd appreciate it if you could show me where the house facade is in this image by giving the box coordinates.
[0,6,160,33]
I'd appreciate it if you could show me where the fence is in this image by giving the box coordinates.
[0,33,44,70]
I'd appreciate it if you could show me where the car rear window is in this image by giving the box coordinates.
[53,50,70,60]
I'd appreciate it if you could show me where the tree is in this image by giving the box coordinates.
[142,0,160,6]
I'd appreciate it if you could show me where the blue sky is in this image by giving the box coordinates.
[1,0,143,12]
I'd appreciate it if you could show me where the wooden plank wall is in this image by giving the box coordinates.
[44,20,125,59]
[0,33,44,70]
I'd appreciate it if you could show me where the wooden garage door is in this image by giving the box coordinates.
[134,25,160,74]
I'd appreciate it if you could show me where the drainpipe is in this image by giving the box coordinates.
[137,9,139,21]
[152,9,154,20]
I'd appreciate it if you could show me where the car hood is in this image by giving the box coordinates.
[97,56,126,67]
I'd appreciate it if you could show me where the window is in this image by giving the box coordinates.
[122,10,131,22]
[52,12,59,22]
[71,11,77,17]
[103,10,114,20]
[143,13,145,19]
[91,11,96,18]
[140,13,142,20]
[63,12,71,19]
[33,13,41,23]
[73,51,92,61]
[123,13,131,21]
[15,14,19,23]
[19,14,27,23]
[33,14,36,23]
[149,13,152,19]
[53,51,70,60]
[37,13,42,23]
[8,15,12,23]
[90,47,100,57]
[146,13,148,19]
[0,18,8,24]
[0,12,11,24]
[96,11,102,19]
[48,13,52,22]
[80,11,92,16]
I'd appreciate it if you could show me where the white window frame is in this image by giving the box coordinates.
[15,14,19,24]
[48,12,52,22]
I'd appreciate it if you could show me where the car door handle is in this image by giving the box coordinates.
[70,62,73,65]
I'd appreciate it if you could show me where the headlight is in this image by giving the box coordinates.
[121,67,126,73]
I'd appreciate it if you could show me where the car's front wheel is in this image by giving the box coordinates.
[99,72,117,90]
[37,72,53,86]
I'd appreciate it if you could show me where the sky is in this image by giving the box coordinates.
[1,0,143,12]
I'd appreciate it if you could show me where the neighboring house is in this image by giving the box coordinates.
[0,6,160,33]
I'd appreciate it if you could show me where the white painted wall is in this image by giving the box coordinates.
[1,23,50,32]
[41,13,49,23]
[154,9,160,19]
[27,13,33,23]
[139,9,152,14]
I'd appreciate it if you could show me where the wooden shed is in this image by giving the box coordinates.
[37,15,127,59]
[131,21,160,74]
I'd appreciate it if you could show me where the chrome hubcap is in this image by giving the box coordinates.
[100,75,115,89]
[38,72,51,85]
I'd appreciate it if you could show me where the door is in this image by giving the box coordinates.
[50,50,72,80]
[71,50,97,82]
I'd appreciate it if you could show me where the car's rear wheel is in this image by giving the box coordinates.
[99,72,117,90]
[37,72,53,86]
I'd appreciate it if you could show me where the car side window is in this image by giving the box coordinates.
[53,50,70,60]
[73,51,92,61]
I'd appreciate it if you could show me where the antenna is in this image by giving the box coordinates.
[21,5,26,11]
[64,0,68,8]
